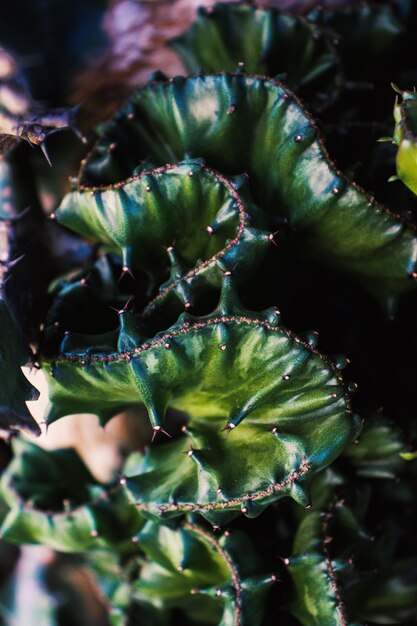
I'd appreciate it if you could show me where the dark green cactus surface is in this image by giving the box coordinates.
[0,302,40,435]
[1,1,417,625]
[78,71,417,310]
[170,4,341,111]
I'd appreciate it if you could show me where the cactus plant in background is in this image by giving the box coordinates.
[1,1,417,624]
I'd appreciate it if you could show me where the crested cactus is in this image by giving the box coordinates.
[74,70,417,312]
[0,1,417,625]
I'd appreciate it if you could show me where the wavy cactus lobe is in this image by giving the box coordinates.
[79,72,417,309]
[134,521,275,626]
[44,279,360,524]
[56,159,269,313]
[170,3,340,111]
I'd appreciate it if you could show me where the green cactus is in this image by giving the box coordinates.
[170,4,341,111]
[1,1,417,625]
[77,71,417,312]
[55,159,269,310]
[287,465,417,625]
[132,521,274,626]
[43,271,359,523]
[391,86,417,196]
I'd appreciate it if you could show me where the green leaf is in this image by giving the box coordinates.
[79,72,417,310]
[133,521,274,626]
[44,279,360,524]
[0,301,40,435]
[56,159,269,312]
[0,439,143,552]
[170,4,340,111]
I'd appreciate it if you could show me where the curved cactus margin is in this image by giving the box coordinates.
[43,276,360,524]
[55,159,270,314]
[132,520,275,626]
[286,495,365,626]
[0,439,143,552]
[286,472,417,626]
[89,520,274,626]
[391,87,417,197]
[79,72,417,313]
[170,3,341,111]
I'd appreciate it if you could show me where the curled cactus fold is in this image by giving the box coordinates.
[170,3,341,111]
[287,468,417,625]
[56,159,269,312]
[78,71,417,311]
[44,275,360,524]
[132,521,275,626]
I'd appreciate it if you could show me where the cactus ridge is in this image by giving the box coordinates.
[286,437,417,626]
[44,280,360,523]
[79,71,417,309]
[56,160,269,315]
[133,519,275,626]
[127,457,311,517]
[287,498,358,626]
[164,521,244,625]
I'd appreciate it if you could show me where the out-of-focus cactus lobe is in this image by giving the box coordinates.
[0,439,143,552]
[170,3,340,111]
[133,521,274,626]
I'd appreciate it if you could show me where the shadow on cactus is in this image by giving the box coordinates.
[286,457,417,626]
